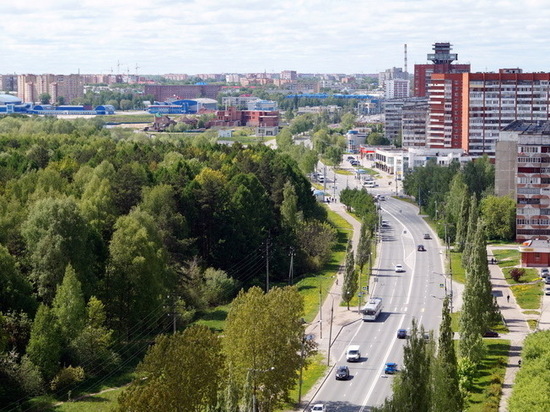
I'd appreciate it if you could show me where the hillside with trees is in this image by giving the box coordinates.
[0,115,333,409]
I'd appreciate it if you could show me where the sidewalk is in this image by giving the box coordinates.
[486,246,532,412]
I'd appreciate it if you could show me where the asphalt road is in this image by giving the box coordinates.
[307,166,447,411]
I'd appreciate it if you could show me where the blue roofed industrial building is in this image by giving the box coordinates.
[0,94,115,115]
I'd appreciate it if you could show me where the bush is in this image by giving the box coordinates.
[50,366,85,391]
[509,268,525,282]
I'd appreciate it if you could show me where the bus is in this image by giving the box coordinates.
[361,297,383,321]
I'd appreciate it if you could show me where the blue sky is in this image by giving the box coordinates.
[1,0,549,75]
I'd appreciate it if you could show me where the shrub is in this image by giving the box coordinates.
[50,366,85,391]
[509,268,525,282]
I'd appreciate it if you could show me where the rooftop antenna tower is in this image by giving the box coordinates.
[404,44,408,74]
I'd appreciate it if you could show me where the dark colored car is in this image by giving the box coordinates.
[541,268,549,278]
[423,233,431,240]
[417,244,426,251]
[335,365,350,380]
[483,330,499,338]
[385,362,398,374]
[397,329,407,339]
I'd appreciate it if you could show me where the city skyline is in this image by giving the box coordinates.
[1,0,550,75]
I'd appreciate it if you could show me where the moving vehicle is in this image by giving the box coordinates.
[378,195,386,201]
[311,404,326,412]
[346,345,361,362]
[335,365,350,380]
[384,362,398,374]
[361,297,383,321]
[381,220,390,228]
[397,329,407,339]
[423,233,431,240]
[417,244,426,251]
[395,264,405,273]
[364,181,378,188]
[483,330,499,338]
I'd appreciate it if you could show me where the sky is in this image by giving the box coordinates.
[1,0,550,76]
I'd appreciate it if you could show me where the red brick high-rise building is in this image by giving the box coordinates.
[413,42,470,97]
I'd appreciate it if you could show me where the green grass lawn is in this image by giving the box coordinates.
[285,353,327,410]
[509,283,542,309]
[450,251,466,284]
[466,339,509,412]
[194,304,231,332]
[492,249,520,268]
[53,387,126,412]
[526,319,538,330]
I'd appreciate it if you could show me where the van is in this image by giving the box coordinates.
[364,181,377,188]
[346,345,361,362]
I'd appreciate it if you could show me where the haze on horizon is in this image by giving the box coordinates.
[1,0,549,75]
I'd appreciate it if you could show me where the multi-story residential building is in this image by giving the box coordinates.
[0,75,17,92]
[280,70,297,81]
[402,97,428,147]
[496,120,550,242]
[225,74,241,83]
[144,84,222,101]
[384,98,405,143]
[163,73,189,81]
[427,69,550,157]
[385,79,410,99]
[379,67,408,87]
[414,42,470,97]
[17,74,84,103]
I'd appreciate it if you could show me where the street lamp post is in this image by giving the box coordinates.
[298,334,313,404]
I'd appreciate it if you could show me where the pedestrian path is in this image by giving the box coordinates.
[487,246,533,412]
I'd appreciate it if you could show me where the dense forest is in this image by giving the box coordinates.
[0,115,334,408]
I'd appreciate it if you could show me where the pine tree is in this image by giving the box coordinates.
[432,297,463,412]
[342,239,357,310]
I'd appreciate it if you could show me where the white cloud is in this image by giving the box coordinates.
[1,0,550,74]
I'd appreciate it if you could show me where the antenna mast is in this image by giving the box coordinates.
[404,43,408,74]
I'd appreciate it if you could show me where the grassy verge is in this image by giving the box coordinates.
[194,304,231,332]
[450,251,466,284]
[526,319,538,330]
[284,353,327,410]
[491,249,520,268]
[466,339,509,412]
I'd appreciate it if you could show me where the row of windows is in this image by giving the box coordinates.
[517,208,550,215]
[518,198,540,204]
[517,188,541,194]
[517,229,550,235]
[518,177,541,184]
[517,219,550,225]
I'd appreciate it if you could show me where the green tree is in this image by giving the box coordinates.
[116,325,222,412]
[79,174,115,234]
[462,194,479,269]
[459,223,494,365]
[340,112,356,131]
[432,297,463,412]
[21,197,93,303]
[454,195,469,252]
[70,296,119,375]
[0,244,35,313]
[342,239,357,309]
[356,221,372,274]
[223,286,306,412]
[52,265,86,343]
[26,304,62,380]
[105,209,168,335]
[480,195,516,240]
[275,127,293,150]
[280,180,301,230]
[294,220,336,272]
[39,93,51,104]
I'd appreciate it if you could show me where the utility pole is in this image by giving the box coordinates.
[288,247,295,285]
[319,282,323,339]
[327,300,334,366]
[265,239,270,292]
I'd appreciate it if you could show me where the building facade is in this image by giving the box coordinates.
[427,70,550,157]
[144,84,222,101]
[384,99,405,143]
[17,74,84,103]
[402,97,428,147]
[385,79,410,99]
[496,120,550,242]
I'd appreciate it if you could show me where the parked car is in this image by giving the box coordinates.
[541,268,549,278]
[423,233,431,240]
[397,329,407,339]
[545,277,550,285]
[395,264,405,273]
[385,362,398,374]
[546,286,550,295]
[311,404,326,412]
[335,365,350,380]
[483,330,499,338]
[417,244,426,251]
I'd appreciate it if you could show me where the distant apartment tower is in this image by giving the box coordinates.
[496,120,550,241]
[0,74,17,92]
[384,99,405,143]
[427,69,550,157]
[385,79,410,99]
[163,74,189,81]
[281,70,297,80]
[17,74,84,103]
[402,97,429,147]
[414,42,470,97]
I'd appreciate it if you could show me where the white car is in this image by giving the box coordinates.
[311,404,326,412]
[395,264,405,273]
